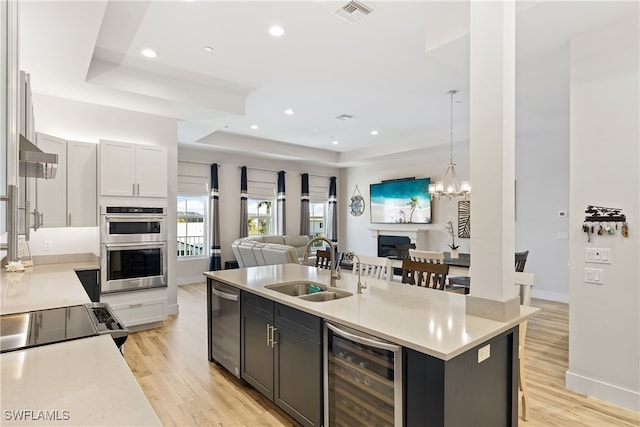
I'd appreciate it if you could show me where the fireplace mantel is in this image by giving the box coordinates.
[368,225,429,248]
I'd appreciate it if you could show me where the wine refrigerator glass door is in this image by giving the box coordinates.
[324,322,402,427]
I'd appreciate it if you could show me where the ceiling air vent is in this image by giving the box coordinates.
[335,0,374,23]
[334,114,354,121]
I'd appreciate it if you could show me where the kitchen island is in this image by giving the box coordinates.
[0,260,161,426]
[205,263,538,427]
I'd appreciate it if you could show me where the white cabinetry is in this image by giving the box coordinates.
[100,141,167,198]
[35,133,97,227]
[101,288,167,328]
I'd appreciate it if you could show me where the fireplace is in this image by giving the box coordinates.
[377,235,412,258]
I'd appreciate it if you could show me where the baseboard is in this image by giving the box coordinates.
[177,275,206,286]
[532,288,569,303]
[166,303,179,316]
[566,370,640,412]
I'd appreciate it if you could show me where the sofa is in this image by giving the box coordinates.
[231,235,312,268]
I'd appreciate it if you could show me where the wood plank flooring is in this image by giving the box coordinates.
[124,283,639,426]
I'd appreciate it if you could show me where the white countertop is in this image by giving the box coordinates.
[205,264,539,360]
[1,260,161,426]
[1,261,97,315]
[1,335,161,426]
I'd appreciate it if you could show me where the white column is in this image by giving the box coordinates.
[466,1,519,320]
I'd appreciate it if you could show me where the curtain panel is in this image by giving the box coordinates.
[299,173,310,236]
[239,166,248,238]
[277,171,286,235]
[208,164,221,271]
[327,176,338,247]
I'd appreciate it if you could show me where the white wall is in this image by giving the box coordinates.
[178,145,339,283]
[32,94,179,314]
[567,17,639,411]
[515,130,570,302]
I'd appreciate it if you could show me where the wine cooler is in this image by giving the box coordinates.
[324,322,402,427]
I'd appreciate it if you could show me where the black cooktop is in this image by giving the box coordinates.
[0,305,98,353]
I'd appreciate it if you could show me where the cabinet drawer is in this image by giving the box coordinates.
[242,291,273,319]
[111,300,165,327]
[275,303,322,342]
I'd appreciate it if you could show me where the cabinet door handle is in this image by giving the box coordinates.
[133,183,136,195]
[68,213,71,226]
[266,323,271,346]
[137,183,140,195]
[129,303,143,308]
[271,326,277,347]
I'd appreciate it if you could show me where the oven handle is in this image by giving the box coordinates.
[104,215,165,221]
[326,322,400,352]
[105,243,166,250]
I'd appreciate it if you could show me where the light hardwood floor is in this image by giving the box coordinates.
[124,283,639,426]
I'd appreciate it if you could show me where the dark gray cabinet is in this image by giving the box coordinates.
[241,291,322,427]
[75,268,100,302]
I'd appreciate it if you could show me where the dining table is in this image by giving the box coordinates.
[389,252,471,286]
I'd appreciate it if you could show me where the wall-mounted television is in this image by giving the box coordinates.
[370,178,432,224]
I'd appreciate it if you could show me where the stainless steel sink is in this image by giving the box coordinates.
[298,290,353,302]
[265,282,327,296]
[264,282,353,302]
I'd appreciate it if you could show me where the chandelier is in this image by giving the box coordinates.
[429,89,471,200]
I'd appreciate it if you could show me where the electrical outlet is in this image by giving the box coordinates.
[478,344,491,363]
[43,240,52,251]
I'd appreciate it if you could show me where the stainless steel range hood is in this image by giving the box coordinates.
[18,134,58,179]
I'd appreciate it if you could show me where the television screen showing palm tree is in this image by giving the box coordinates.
[369,178,432,224]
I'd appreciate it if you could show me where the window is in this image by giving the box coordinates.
[248,198,274,236]
[177,195,207,258]
[309,201,326,247]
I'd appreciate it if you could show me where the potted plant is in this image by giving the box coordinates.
[444,218,460,258]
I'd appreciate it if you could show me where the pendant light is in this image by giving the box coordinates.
[429,89,471,200]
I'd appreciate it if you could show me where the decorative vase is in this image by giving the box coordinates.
[451,249,459,259]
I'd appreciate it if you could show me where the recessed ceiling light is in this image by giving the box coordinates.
[332,140,339,145]
[250,124,259,130]
[269,26,285,37]
[370,130,379,135]
[141,48,158,58]
[203,46,213,53]
[284,108,295,115]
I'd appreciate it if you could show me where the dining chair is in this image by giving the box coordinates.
[394,243,416,260]
[448,250,530,293]
[352,255,391,281]
[315,249,331,270]
[514,271,535,421]
[409,249,444,264]
[400,259,449,290]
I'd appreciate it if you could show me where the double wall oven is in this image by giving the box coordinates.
[100,206,167,294]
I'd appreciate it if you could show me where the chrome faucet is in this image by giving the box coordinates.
[302,236,341,287]
[343,252,367,294]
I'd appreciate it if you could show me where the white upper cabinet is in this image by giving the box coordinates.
[35,133,97,227]
[100,141,167,198]
[35,134,67,227]
[67,141,97,226]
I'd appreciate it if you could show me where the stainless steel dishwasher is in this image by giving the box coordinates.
[208,280,240,378]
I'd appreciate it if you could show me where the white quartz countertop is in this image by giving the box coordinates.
[0,335,161,426]
[204,264,539,360]
[0,261,97,315]
[1,259,161,426]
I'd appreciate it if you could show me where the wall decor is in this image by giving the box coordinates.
[370,177,432,224]
[458,200,470,238]
[349,185,365,217]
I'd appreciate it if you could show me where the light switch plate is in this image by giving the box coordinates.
[585,248,611,264]
[478,344,491,363]
[584,267,604,284]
